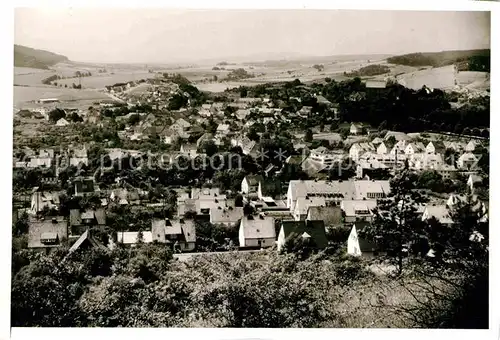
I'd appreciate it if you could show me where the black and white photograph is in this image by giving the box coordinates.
[7,4,494,333]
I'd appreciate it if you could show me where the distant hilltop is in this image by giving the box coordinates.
[14,44,69,69]
[387,49,490,72]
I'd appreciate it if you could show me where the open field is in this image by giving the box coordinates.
[396,65,456,90]
[53,71,159,89]
[14,67,53,75]
[14,72,56,87]
[14,86,110,110]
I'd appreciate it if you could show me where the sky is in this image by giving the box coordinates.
[14,9,491,64]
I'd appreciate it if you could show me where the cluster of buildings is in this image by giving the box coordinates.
[349,131,482,179]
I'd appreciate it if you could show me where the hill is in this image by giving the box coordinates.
[14,44,69,69]
[387,49,490,72]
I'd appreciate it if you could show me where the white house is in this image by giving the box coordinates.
[239,215,276,249]
[376,142,388,155]
[390,140,407,155]
[426,141,446,154]
[350,123,364,135]
[30,189,61,215]
[349,142,375,161]
[404,142,426,155]
[465,140,478,152]
[216,124,231,138]
[56,118,70,126]
[457,153,478,170]
[151,218,196,251]
[341,200,377,224]
[241,175,263,195]
[293,196,326,221]
[421,204,454,226]
[467,174,483,192]
[347,224,380,258]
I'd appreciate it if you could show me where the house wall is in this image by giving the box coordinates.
[239,225,245,247]
[277,227,286,252]
[347,226,361,256]
[242,237,275,248]
[241,178,249,194]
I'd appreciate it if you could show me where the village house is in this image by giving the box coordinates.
[309,147,344,167]
[421,204,454,226]
[306,205,343,228]
[170,118,191,134]
[151,218,196,251]
[67,146,89,167]
[347,224,380,258]
[349,142,375,161]
[69,208,106,235]
[257,178,283,200]
[350,123,364,135]
[28,216,68,253]
[390,140,408,155]
[196,132,221,148]
[277,220,328,252]
[376,142,388,155]
[465,140,479,152]
[286,179,390,212]
[68,229,108,254]
[109,188,141,205]
[293,196,326,221]
[443,141,466,152]
[457,152,479,170]
[241,175,264,196]
[436,164,459,180]
[298,106,312,118]
[426,141,446,154]
[404,142,426,155]
[467,174,484,192]
[29,187,61,215]
[239,215,276,249]
[210,207,244,227]
[56,118,70,126]
[408,153,445,171]
[179,144,198,158]
[371,137,384,146]
[235,109,250,121]
[216,123,231,138]
[73,177,97,197]
[341,200,377,224]
[199,104,213,117]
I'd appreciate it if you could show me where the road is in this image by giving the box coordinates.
[173,249,263,262]
[102,91,126,103]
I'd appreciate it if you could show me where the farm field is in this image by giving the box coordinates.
[14,67,53,75]
[14,86,110,110]
[55,71,159,89]
[14,72,57,87]
[396,65,456,90]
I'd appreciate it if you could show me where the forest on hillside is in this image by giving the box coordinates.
[14,44,69,69]
[387,49,490,72]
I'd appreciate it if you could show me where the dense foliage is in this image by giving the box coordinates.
[387,49,490,70]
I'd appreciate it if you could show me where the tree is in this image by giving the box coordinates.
[246,128,259,142]
[48,108,66,123]
[304,129,313,142]
[239,86,248,98]
[127,114,141,126]
[360,169,427,275]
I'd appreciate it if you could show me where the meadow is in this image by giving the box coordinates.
[14,86,110,109]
